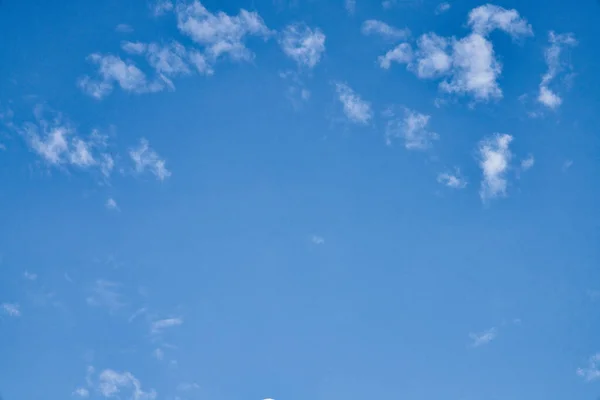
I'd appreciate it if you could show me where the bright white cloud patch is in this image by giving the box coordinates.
[1,302,21,317]
[335,82,372,124]
[151,317,183,334]
[467,4,533,38]
[175,1,271,62]
[384,108,439,149]
[437,169,467,189]
[478,133,513,201]
[279,24,326,69]
[469,327,497,347]
[98,369,157,400]
[414,33,452,78]
[378,43,413,69]
[129,138,171,181]
[361,20,410,41]
[538,31,577,109]
[435,2,451,14]
[578,354,600,381]
[79,54,165,99]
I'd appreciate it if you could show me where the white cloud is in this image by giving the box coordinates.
[469,327,497,347]
[153,348,164,360]
[467,4,533,38]
[538,31,577,109]
[335,82,372,124]
[311,235,325,245]
[384,108,439,149]
[115,24,134,33]
[86,280,124,312]
[478,133,513,201]
[98,369,157,400]
[435,2,450,14]
[345,0,356,14]
[414,33,452,78]
[24,271,38,280]
[440,33,501,100]
[378,43,413,69]
[577,354,600,381]
[521,154,534,171]
[279,24,326,69]
[129,138,171,181]
[152,0,174,16]
[175,1,271,62]
[1,303,21,317]
[151,317,183,334]
[437,169,467,189]
[106,198,119,211]
[72,388,90,398]
[121,41,147,55]
[361,20,410,41]
[79,54,165,99]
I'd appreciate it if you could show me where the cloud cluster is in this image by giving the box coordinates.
[279,23,326,69]
[335,82,372,124]
[478,133,513,201]
[383,107,438,149]
[129,139,171,181]
[538,31,577,109]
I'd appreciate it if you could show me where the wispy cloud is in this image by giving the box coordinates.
[98,369,157,400]
[478,133,513,201]
[310,235,325,245]
[538,31,577,109]
[86,280,124,312]
[469,327,497,347]
[279,23,326,69]
[577,354,600,381]
[151,317,183,334]
[106,198,119,211]
[115,24,133,33]
[72,388,90,398]
[383,107,438,149]
[435,2,450,14]
[153,348,164,360]
[437,169,467,189]
[1,302,21,317]
[129,138,171,181]
[335,82,372,125]
[152,0,174,16]
[24,271,38,281]
[520,154,535,171]
[345,0,356,14]
[361,20,410,41]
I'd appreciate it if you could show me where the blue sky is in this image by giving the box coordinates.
[1,0,600,399]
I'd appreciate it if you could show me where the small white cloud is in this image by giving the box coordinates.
[538,31,577,110]
[577,354,600,382]
[311,235,325,245]
[1,303,21,317]
[153,348,164,360]
[520,154,534,171]
[378,43,413,69]
[279,23,326,69]
[437,169,467,189]
[121,41,147,55]
[345,0,356,14]
[435,2,450,14]
[384,108,439,149]
[98,369,157,400]
[151,317,183,334]
[86,280,124,312]
[175,1,271,62]
[469,327,497,347]
[106,198,119,211]
[72,388,90,398]
[24,271,38,280]
[335,82,372,125]
[414,33,452,79]
[361,20,410,41]
[152,0,173,16]
[478,133,513,201]
[467,4,533,38]
[115,24,134,33]
[129,138,171,181]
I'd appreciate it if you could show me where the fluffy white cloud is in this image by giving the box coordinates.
[1,303,21,317]
[378,43,413,69]
[478,133,512,201]
[279,24,326,69]
[469,327,497,347]
[578,354,600,381]
[538,31,577,109]
[361,20,410,41]
[175,1,271,62]
[435,2,451,14]
[384,108,438,149]
[437,169,467,189]
[467,4,533,38]
[151,317,183,334]
[98,370,157,400]
[79,54,165,99]
[335,83,372,124]
[414,33,452,78]
[129,138,171,181]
